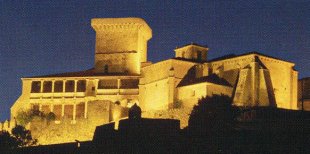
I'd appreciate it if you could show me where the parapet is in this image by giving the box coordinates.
[91,17,152,40]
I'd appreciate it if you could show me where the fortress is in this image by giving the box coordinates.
[7,18,300,144]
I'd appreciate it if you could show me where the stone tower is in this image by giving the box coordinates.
[91,18,152,74]
[174,43,209,61]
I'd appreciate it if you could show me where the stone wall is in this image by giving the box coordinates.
[29,100,128,145]
[139,59,197,111]
[205,54,297,109]
[91,18,152,74]
[258,56,297,109]
[142,107,193,129]
[0,119,16,133]
[298,78,310,110]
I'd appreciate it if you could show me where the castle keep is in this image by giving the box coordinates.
[9,18,299,144]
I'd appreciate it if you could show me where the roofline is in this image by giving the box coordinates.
[22,75,141,80]
[207,51,295,65]
[174,43,208,51]
[141,58,199,70]
[91,17,149,26]
[299,77,310,80]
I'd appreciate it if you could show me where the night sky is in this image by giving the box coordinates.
[0,0,309,121]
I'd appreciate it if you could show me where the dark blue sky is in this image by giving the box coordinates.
[0,0,309,121]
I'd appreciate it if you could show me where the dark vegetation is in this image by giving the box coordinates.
[184,95,236,153]
[4,95,310,153]
[16,109,56,126]
[90,95,310,153]
[0,125,37,151]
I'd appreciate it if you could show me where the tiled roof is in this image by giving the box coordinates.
[208,51,294,64]
[175,43,208,49]
[24,68,138,78]
[172,57,207,63]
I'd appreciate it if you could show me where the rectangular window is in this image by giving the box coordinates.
[41,105,50,114]
[53,105,62,120]
[31,81,41,93]
[64,105,73,119]
[304,80,310,99]
[98,79,118,89]
[120,79,139,89]
[65,80,75,92]
[32,104,39,111]
[197,51,202,61]
[76,102,85,118]
[43,81,52,93]
[54,81,63,92]
[77,80,86,92]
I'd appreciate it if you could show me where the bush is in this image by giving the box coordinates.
[16,109,56,126]
[188,94,234,135]
[0,131,18,150]
[46,112,56,122]
[0,125,37,150]
[16,111,32,126]
[30,109,46,120]
[12,125,37,147]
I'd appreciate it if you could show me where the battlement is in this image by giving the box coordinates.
[91,18,152,40]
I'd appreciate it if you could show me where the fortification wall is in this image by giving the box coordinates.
[29,100,128,145]
[142,107,193,128]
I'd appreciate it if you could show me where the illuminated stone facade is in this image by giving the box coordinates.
[298,77,310,111]
[9,18,298,144]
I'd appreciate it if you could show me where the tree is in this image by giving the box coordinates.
[0,131,18,150]
[188,94,234,135]
[0,125,37,151]
[16,109,52,126]
[11,125,37,147]
[187,95,235,153]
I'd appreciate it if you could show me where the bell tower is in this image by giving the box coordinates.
[91,18,152,74]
